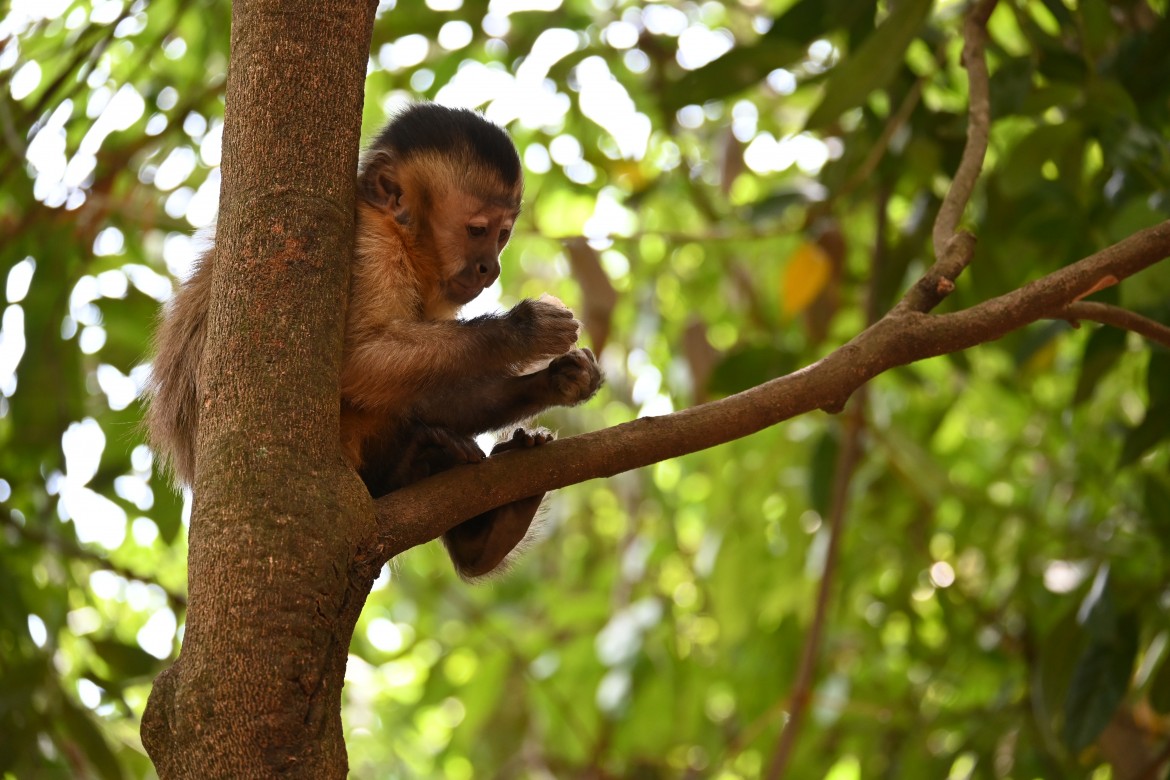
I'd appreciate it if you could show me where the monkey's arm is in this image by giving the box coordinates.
[410,348,601,436]
[341,299,580,412]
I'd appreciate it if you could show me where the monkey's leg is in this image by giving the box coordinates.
[443,428,553,579]
[359,423,485,498]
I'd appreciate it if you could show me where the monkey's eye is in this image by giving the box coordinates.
[498,229,511,243]
[468,225,488,238]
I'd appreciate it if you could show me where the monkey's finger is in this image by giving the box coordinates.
[532,300,576,319]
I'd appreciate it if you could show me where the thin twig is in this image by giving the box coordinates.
[1056,301,1170,349]
[838,78,924,203]
[764,186,893,778]
[765,393,866,780]
[0,511,188,609]
[932,0,999,259]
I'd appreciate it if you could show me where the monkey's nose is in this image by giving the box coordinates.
[477,258,500,286]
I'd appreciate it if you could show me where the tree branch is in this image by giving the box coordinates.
[896,230,977,314]
[1056,301,1170,348]
[370,218,1170,563]
[932,0,998,259]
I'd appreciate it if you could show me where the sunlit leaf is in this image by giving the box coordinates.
[661,0,875,109]
[781,241,832,317]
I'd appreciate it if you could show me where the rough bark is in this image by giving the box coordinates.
[141,2,378,777]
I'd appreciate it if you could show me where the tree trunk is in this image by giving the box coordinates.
[141,2,378,776]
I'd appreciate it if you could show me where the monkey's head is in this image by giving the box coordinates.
[358,104,523,306]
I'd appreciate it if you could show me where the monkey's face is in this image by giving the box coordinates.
[433,187,519,306]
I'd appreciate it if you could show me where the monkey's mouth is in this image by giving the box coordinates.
[447,278,485,305]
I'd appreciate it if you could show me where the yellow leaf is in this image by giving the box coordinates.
[781,241,832,316]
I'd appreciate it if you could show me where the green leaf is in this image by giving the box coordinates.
[664,0,879,109]
[1078,567,1118,640]
[151,479,185,546]
[999,122,1084,198]
[1073,326,1126,405]
[1013,320,1066,373]
[988,57,1036,119]
[707,345,797,397]
[1039,0,1075,27]
[1119,400,1170,468]
[1061,612,1138,753]
[805,0,933,129]
[1035,607,1085,727]
[663,40,805,111]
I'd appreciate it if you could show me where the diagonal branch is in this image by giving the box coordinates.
[370,219,1170,564]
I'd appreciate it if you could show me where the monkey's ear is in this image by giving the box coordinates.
[357,150,405,215]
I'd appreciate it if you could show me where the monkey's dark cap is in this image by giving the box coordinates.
[375,103,522,186]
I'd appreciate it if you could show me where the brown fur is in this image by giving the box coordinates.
[146,104,602,578]
[146,242,211,488]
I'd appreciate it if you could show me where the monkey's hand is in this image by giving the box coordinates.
[506,299,580,362]
[545,348,603,405]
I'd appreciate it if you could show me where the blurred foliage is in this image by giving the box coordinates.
[2,0,1170,778]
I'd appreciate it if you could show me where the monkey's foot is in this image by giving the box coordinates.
[419,425,486,464]
[491,427,554,455]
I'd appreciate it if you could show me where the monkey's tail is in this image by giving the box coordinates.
[144,255,212,488]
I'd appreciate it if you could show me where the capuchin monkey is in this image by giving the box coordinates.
[147,103,602,578]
